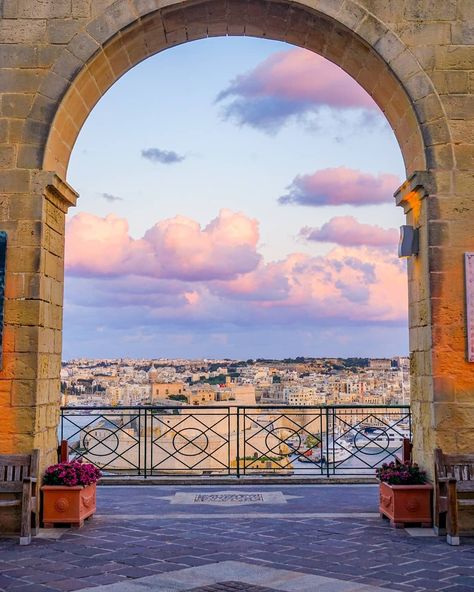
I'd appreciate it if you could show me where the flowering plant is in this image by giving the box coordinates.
[376,460,427,485]
[43,460,101,487]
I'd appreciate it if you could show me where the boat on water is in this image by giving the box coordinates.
[355,427,410,452]
[324,444,353,465]
[298,443,353,465]
[298,448,322,463]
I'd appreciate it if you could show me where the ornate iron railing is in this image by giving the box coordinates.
[60,404,411,478]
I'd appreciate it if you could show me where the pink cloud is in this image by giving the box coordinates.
[65,210,407,338]
[65,209,261,281]
[67,246,407,328]
[217,48,380,131]
[279,167,400,207]
[211,247,407,324]
[300,216,399,248]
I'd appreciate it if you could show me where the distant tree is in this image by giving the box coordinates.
[200,374,227,385]
[167,394,187,402]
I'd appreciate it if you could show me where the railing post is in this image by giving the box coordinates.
[236,407,240,479]
[144,408,148,479]
[325,407,330,478]
[227,407,231,476]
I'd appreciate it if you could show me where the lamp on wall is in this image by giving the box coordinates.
[398,225,419,258]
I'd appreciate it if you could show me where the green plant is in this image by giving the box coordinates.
[305,434,321,449]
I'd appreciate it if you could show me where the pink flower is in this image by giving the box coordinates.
[43,460,101,487]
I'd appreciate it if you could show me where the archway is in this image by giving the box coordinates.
[1,0,472,479]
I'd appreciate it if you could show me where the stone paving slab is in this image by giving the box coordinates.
[77,561,400,592]
[1,486,474,592]
[185,582,281,592]
[96,485,380,516]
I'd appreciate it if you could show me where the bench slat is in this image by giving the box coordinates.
[457,482,474,492]
[0,500,21,507]
[0,455,31,464]
[0,482,24,493]
[442,454,474,464]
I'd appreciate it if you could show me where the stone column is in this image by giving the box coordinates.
[396,171,474,474]
[0,170,77,472]
[396,172,435,471]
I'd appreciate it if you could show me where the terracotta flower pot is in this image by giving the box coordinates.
[42,483,97,528]
[379,481,432,528]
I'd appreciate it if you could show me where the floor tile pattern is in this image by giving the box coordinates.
[185,582,280,591]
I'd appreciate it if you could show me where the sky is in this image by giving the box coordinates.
[64,37,408,360]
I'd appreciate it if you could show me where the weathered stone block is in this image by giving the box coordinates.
[47,19,84,45]
[0,146,15,169]
[132,0,160,17]
[0,44,36,68]
[12,0,72,18]
[68,31,100,62]
[431,70,469,95]
[0,69,44,93]
[22,118,50,145]
[17,145,43,170]
[454,144,474,171]
[52,50,84,82]
[404,0,456,21]
[0,169,30,193]
[13,326,40,354]
[428,221,450,247]
[451,23,474,46]
[72,0,91,18]
[0,19,46,43]
[437,46,474,70]
[0,94,34,118]
[396,22,451,46]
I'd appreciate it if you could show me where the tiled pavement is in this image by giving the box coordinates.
[186,583,280,592]
[1,485,474,592]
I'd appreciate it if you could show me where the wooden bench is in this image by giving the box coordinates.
[434,448,474,545]
[0,450,40,545]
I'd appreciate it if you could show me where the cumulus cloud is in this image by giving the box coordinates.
[65,210,261,282]
[141,148,185,164]
[211,247,407,324]
[64,209,408,359]
[300,216,399,249]
[66,243,407,328]
[216,48,380,133]
[101,192,123,202]
[279,167,400,207]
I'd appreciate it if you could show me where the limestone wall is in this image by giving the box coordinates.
[0,0,473,475]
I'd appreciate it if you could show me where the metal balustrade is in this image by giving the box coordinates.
[60,404,411,478]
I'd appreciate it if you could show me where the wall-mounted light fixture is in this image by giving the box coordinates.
[398,225,419,258]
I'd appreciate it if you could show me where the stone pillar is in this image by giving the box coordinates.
[396,172,435,472]
[396,171,474,474]
[0,170,77,472]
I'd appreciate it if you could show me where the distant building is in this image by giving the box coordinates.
[368,359,392,370]
[188,388,215,405]
[151,382,185,401]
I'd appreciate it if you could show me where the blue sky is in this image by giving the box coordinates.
[64,36,408,360]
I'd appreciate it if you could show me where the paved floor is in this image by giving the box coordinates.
[1,485,474,592]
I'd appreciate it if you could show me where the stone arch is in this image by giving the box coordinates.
[21,0,451,181]
[3,0,474,481]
